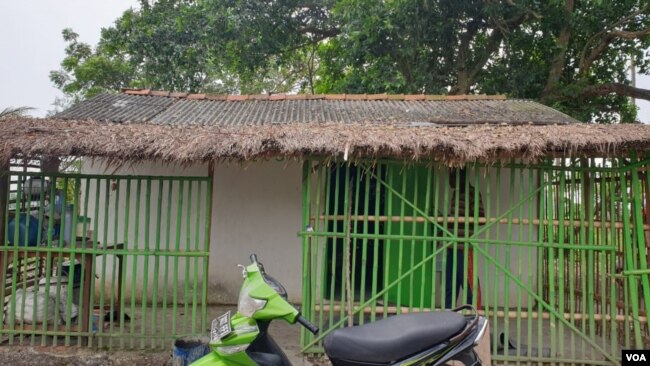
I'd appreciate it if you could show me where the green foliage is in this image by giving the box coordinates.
[52,0,650,123]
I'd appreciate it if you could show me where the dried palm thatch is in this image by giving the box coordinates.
[1,117,650,166]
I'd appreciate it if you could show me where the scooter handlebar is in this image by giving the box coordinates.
[297,315,319,335]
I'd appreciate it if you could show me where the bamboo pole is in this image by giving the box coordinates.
[315,214,650,230]
[313,303,648,323]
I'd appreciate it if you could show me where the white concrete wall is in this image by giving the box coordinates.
[209,161,303,303]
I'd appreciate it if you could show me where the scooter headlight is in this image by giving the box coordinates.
[238,287,267,317]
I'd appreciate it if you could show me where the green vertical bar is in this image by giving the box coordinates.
[350,165,360,318]
[574,161,583,360]
[526,167,535,361]
[504,164,515,357]
[606,165,617,355]
[328,165,339,329]
[558,162,568,362]
[450,168,459,309]
[370,164,381,321]
[431,166,441,309]
[619,159,643,347]
[98,178,110,349]
[359,165,371,323]
[586,162,597,354]
[30,173,47,346]
[151,179,163,349]
[461,166,470,310]
[11,176,29,344]
[481,166,490,335]
[119,178,131,348]
[89,177,101,347]
[311,162,322,338]
[408,167,417,310]
[306,162,318,348]
[397,168,406,313]
[515,167,524,361]
[140,178,151,349]
[383,163,392,318]
[629,153,650,332]
[162,180,173,343]
[301,160,311,347]
[319,164,330,337]
[202,176,212,337]
[319,163,331,338]
[421,165,432,311]
[596,165,607,353]
[38,173,53,345]
[440,167,449,310]
[492,165,501,351]
[191,180,201,336]
[130,178,142,348]
[51,177,67,347]
[536,164,546,363]
[109,178,120,349]
[70,177,80,345]
[183,179,193,336]
[172,180,184,338]
[471,166,480,313]
[546,164,556,362]
[341,164,350,323]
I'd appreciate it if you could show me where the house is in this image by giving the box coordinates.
[1,90,649,364]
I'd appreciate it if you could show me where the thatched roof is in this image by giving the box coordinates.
[2,116,650,165]
[1,91,649,164]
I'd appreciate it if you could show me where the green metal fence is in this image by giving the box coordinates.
[300,156,650,365]
[0,171,211,349]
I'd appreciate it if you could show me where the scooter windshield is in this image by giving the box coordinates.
[262,273,288,300]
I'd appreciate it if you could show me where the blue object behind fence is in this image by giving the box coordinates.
[172,338,210,366]
[8,214,41,246]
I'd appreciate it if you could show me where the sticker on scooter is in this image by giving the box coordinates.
[211,311,232,342]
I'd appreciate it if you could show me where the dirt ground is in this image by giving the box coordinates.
[0,305,310,366]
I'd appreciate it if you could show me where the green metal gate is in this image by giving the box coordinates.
[0,171,211,349]
[300,156,650,365]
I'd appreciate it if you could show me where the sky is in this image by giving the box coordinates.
[1,1,649,122]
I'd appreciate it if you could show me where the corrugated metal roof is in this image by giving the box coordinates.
[55,92,580,126]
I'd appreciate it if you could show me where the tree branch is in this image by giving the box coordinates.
[450,10,528,95]
[580,27,650,74]
[450,29,504,95]
[578,4,650,74]
[580,83,650,101]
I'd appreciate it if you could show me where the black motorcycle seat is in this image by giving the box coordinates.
[323,311,466,365]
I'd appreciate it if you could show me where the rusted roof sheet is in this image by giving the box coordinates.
[55,91,580,126]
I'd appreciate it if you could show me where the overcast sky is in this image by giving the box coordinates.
[1,1,649,122]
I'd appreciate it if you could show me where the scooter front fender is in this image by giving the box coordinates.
[189,351,227,366]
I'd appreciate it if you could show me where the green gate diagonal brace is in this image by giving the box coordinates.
[300,162,560,351]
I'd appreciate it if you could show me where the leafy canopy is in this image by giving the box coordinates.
[51,0,650,123]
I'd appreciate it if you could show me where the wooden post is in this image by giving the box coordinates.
[0,159,9,244]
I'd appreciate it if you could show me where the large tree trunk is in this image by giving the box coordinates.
[542,0,574,98]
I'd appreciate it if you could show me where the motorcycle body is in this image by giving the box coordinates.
[191,254,487,366]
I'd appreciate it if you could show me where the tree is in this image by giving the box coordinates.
[51,0,650,123]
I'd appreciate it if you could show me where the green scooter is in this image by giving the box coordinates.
[191,254,487,366]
